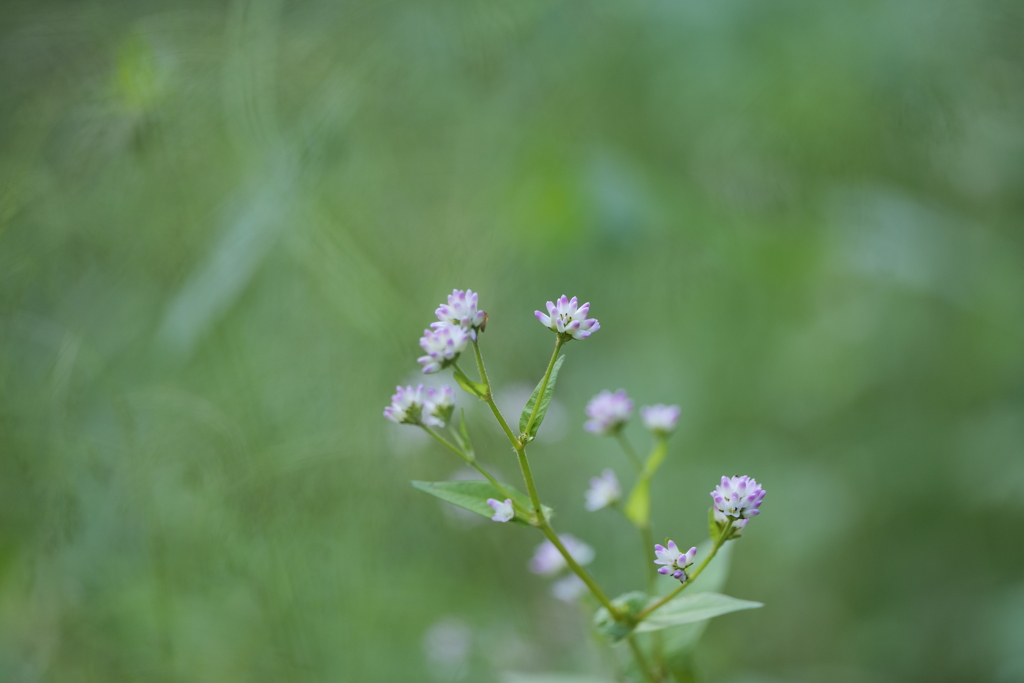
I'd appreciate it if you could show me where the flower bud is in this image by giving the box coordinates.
[435,289,486,339]
[710,476,765,533]
[417,322,470,374]
[654,541,697,582]
[383,385,427,425]
[584,469,621,511]
[486,498,514,523]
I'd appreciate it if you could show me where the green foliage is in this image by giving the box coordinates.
[453,366,488,398]
[411,480,531,524]
[635,593,762,634]
[519,354,565,439]
[593,591,649,641]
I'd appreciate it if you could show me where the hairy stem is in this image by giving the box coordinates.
[538,521,619,616]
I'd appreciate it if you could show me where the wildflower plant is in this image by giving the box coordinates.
[385,290,767,682]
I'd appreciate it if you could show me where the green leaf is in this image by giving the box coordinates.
[411,480,550,525]
[519,354,565,438]
[635,591,762,633]
[453,366,488,397]
[501,674,609,683]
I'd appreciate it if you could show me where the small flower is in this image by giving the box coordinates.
[641,404,681,435]
[584,469,621,511]
[551,575,588,603]
[486,498,514,523]
[711,476,765,529]
[529,534,595,576]
[654,541,697,582]
[584,390,633,435]
[383,385,426,425]
[435,289,486,339]
[534,295,600,340]
[418,322,470,374]
[423,386,455,427]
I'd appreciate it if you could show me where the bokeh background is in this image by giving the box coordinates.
[2,0,1023,681]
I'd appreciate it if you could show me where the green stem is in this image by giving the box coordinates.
[636,531,729,622]
[538,521,619,617]
[523,337,564,438]
[469,337,622,620]
[615,432,643,473]
[626,635,658,683]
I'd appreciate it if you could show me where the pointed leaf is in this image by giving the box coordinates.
[635,592,762,633]
[519,354,565,438]
[411,480,550,525]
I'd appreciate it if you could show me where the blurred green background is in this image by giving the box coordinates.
[2,0,1023,681]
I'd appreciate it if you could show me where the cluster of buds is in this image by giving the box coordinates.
[584,469,621,511]
[418,290,487,374]
[535,295,600,341]
[711,475,766,533]
[383,385,455,428]
[654,541,698,582]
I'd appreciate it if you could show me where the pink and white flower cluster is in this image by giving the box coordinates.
[418,289,486,374]
[383,384,455,428]
[654,541,698,582]
[711,475,766,531]
[535,295,600,340]
[640,404,681,434]
[584,469,621,511]
[584,389,633,435]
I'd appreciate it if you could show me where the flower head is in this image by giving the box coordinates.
[435,289,486,339]
[383,385,427,425]
[584,390,633,435]
[534,295,600,340]
[711,476,765,529]
[551,575,587,603]
[584,469,621,511]
[423,386,456,427]
[654,541,697,582]
[528,534,595,576]
[641,404,681,435]
[486,498,514,523]
[418,322,470,374]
